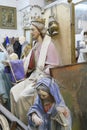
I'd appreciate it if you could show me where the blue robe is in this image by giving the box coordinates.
[28,77,71,130]
[0,51,12,109]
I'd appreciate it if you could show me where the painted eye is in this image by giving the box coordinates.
[42,95,46,97]
[40,95,46,99]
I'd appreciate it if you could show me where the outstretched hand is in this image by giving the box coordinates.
[32,113,43,126]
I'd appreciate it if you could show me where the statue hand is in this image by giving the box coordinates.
[57,106,70,117]
[32,113,43,126]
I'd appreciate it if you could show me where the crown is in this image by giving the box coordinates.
[31,16,45,24]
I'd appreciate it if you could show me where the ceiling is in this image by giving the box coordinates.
[73,0,87,5]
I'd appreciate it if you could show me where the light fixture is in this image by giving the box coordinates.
[47,15,59,36]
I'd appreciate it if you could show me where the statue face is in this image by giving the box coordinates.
[30,25,40,40]
[37,89,49,99]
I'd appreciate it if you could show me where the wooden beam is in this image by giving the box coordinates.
[0,104,28,130]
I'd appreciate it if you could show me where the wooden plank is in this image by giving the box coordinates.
[0,104,28,130]
[44,3,76,65]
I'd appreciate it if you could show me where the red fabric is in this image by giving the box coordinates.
[44,103,52,112]
[28,50,35,69]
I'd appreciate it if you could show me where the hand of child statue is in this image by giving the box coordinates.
[57,106,69,117]
[32,113,43,126]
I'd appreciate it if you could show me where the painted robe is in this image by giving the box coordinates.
[10,35,60,124]
[28,77,72,130]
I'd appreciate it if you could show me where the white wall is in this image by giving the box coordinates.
[29,0,44,7]
[0,0,19,42]
[0,0,44,43]
[0,0,16,7]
